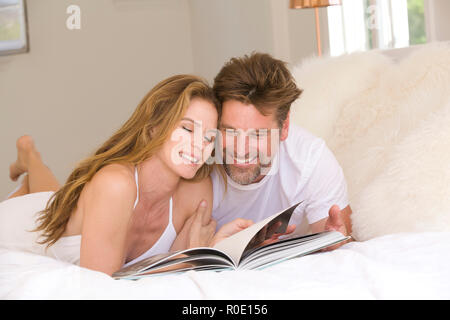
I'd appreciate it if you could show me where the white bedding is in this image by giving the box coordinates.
[1,231,449,299]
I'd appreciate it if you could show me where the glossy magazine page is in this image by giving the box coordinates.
[112,247,234,279]
[239,231,351,270]
[213,201,302,265]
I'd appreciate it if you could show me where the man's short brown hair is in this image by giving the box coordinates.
[213,52,302,127]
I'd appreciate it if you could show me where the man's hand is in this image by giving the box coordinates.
[212,220,297,248]
[248,222,297,248]
[310,204,353,252]
[210,218,254,247]
[323,205,353,251]
[325,205,347,233]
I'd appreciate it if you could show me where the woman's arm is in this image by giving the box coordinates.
[79,165,136,275]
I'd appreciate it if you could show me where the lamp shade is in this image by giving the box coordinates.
[289,0,341,9]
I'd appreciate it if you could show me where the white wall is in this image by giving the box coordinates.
[189,0,275,83]
[287,2,329,65]
[425,0,450,42]
[0,0,194,198]
[189,0,324,82]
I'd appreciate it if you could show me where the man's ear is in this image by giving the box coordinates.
[280,111,290,141]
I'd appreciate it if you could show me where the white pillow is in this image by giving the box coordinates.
[0,191,53,254]
[351,100,450,240]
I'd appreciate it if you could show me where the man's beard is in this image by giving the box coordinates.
[223,163,261,185]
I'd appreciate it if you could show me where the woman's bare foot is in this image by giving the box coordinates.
[9,135,41,181]
[6,174,30,199]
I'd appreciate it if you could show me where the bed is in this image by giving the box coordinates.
[1,231,449,299]
[1,43,450,300]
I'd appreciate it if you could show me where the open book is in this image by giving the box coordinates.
[112,202,350,280]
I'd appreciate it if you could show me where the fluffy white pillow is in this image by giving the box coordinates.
[290,43,450,240]
[351,100,450,240]
[290,50,393,144]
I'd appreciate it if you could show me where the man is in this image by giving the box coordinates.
[210,52,352,249]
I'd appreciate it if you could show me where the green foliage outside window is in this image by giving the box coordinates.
[407,0,427,45]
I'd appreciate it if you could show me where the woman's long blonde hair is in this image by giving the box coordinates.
[34,75,220,247]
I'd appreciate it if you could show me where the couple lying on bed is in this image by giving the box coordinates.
[4,52,353,276]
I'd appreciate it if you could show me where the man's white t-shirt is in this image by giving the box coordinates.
[211,124,349,229]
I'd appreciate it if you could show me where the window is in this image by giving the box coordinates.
[328,0,426,56]
[0,0,28,56]
[407,0,426,45]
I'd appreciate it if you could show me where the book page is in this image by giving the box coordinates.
[213,202,302,266]
[239,231,350,270]
[112,247,233,279]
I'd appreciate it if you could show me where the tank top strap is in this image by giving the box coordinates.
[133,166,139,210]
[169,196,173,221]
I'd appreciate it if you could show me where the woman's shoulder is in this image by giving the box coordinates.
[70,163,137,240]
[90,163,134,187]
[177,176,212,199]
[83,163,137,209]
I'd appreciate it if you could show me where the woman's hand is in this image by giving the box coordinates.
[210,218,254,247]
[185,200,217,249]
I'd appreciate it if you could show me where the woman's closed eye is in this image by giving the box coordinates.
[182,125,215,144]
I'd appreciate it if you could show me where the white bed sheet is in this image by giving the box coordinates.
[1,231,449,299]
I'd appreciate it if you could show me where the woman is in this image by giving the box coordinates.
[1,75,253,276]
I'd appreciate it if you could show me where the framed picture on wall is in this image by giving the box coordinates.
[0,0,28,56]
